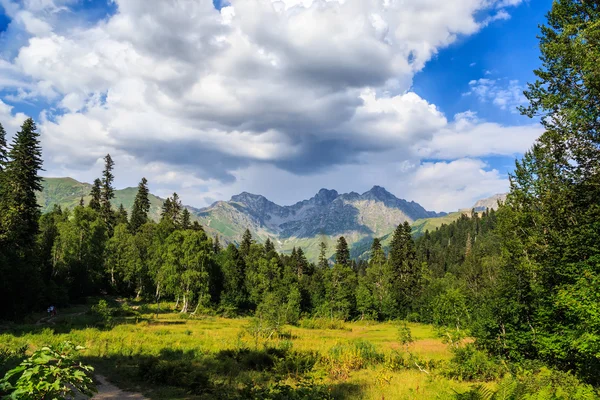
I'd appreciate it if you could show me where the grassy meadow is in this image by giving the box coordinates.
[0,299,489,400]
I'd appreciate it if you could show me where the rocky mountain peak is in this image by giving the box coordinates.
[363,185,395,201]
[311,188,339,205]
[230,192,268,204]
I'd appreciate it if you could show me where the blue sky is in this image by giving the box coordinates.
[0,0,550,211]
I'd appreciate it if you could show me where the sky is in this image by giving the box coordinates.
[0,0,551,212]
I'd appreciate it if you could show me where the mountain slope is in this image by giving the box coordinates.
[193,185,444,259]
[38,178,165,221]
[411,193,508,236]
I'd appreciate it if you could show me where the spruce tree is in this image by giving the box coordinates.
[0,122,7,171]
[161,193,182,225]
[130,177,150,232]
[89,178,102,211]
[318,241,328,270]
[180,208,191,229]
[115,203,128,226]
[1,118,43,246]
[240,228,253,258]
[388,222,418,317]
[213,235,221,254]
[100,154,115,225]
[335,236,350,266]
[191,221,204,232]
[264,238,275,254]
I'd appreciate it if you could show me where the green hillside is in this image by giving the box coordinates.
[411,212,465,236]
[38,177,165,221]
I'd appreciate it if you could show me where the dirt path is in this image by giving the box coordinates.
[73,375,148,399]
[35,311,86,325]
[91,375,148,399]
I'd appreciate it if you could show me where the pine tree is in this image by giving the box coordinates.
[1,118,43,246]
[388,222,418,317]
[100,154,115,225]
[161,193,182,225]
[115,204,128,226]
[318,241,328,270]
[240,229,253,258]
[180,208,191,230]
[89,178,102,211]
[0,122,7,171]
[130,177,150,232]
[191,221,204,232]
[335,236,350,266]
[264,238,275,254]
[213,235,221,254]
[79,196,85,207]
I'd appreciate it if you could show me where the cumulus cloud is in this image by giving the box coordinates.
[407,158,508,211]
[0,0,540,210]
[465,78,528,112]
[414,111,542,159]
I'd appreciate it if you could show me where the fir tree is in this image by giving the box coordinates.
[115,204,128,226]
[240,229,253,258]
[191,221,204,232]
[130,177,150,232]
[0,122,7,171]
[161,193,182,225]
[89,178,102,211]
[318,241,328,270]
[335,236,350,266]
[264,238,275,254]
[1,118,43,246]
[180,208,191,230]
[100,154,115,225]
[213,235,221,254]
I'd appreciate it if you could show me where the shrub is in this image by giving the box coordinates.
[446,343,504,382]
[0,345,27,378]
[298,318,350,331]
[326,340,384,379]
[0,342,96,400]
[90,299,114,326]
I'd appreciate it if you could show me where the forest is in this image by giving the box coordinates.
[0,0,599,398]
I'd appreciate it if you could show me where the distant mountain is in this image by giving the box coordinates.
[472,193,507,211]
[411,193,508,236]
[38,178,444,260]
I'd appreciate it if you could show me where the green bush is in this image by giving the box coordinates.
[90,299,114,326]
[446,343,505,382]
[0,345,27,378]
[298,318,350,331]
[0,342,96,400]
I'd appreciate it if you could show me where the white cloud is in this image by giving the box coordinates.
[0,0,538,211]
[465,77,528,112]
[414,111,542,159]
[407,159,508,211]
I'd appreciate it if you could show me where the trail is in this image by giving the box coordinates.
[35,311,86,325]
[90,375,148,399]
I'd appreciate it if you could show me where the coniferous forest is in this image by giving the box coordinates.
[0,1,599,398]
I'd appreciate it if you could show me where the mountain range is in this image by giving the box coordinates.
[38,177,505,260]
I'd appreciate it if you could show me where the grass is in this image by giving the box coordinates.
[0,301,481,399]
